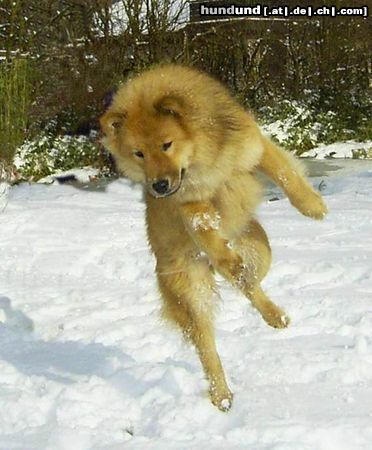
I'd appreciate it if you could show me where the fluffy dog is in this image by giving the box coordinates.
[100,64,327,411]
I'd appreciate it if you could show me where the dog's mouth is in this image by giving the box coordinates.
[148,169,186,198]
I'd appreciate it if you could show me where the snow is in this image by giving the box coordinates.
[262,119,291,142]
[0,182,9,211]
[1,161,372,449]
[302,140,372,159]
[191,211,221,231]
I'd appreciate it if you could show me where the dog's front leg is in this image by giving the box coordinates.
[258,136,328,220]
[180,202,249,288]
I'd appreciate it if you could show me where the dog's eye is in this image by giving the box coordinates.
[134,150,144,158]
[162,142,172,151]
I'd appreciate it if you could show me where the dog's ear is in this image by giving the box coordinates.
[100,111,126,135]
[154,95,186,118]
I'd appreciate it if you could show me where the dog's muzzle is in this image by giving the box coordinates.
[152,179,170,195]
[148,169,185,198]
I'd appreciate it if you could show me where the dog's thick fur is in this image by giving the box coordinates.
[100,65,327,411]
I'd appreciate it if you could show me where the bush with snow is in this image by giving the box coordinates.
[260,100,372,156]
[14,133,110,181]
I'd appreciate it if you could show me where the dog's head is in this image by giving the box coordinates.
[100,94,194,198]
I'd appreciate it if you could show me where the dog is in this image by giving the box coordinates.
[100,64,327,411]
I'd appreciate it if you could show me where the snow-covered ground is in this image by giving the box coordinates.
[302,141,372,159]
[1,161,372,449]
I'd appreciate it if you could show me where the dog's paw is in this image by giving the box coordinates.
[262,304,290,329]
[293,189,328,220]
[209,388,234,412]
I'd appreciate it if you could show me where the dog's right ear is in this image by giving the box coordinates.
[100,111,126,136]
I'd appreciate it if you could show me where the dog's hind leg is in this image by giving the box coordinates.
[180,203,289,329]
[247,285,290,328]
[157,256,233,411]
[233,219,290,329]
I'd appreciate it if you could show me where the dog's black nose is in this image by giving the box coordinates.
[152,179,169,195]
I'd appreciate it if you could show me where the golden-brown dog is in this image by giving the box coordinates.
[100,64,327,411]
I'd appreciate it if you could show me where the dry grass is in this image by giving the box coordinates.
[0,58,30,165]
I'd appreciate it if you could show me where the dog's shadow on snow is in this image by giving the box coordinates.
[0,296,135,384]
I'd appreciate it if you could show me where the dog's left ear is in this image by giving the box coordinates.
[154,95,186,118]
[100,111,126,136]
